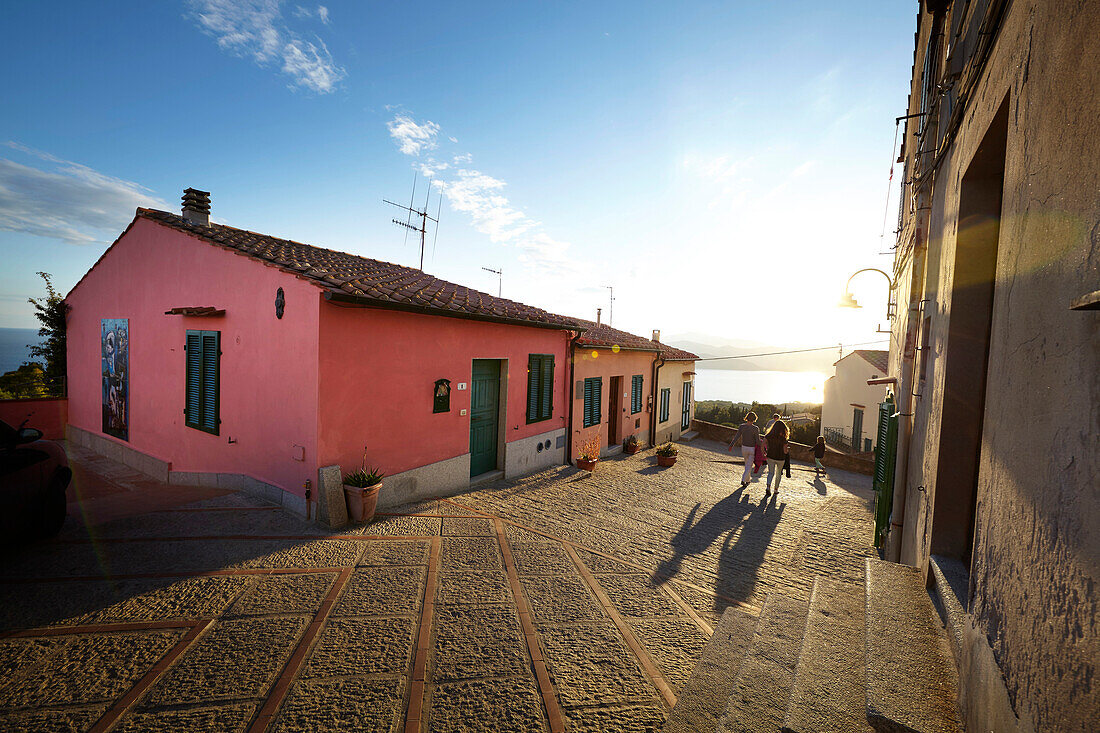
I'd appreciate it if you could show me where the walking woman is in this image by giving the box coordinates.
[763,418,790,497]
[728,412,761,489]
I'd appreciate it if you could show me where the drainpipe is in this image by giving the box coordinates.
[565,329,582,465]
[649,353,665,448]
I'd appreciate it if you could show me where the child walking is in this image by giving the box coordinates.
[812,436,827,477]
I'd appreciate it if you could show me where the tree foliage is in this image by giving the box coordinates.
[26,272,69,397]
[694,399,822,445]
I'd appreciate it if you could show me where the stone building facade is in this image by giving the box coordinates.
[882,1,1098,730]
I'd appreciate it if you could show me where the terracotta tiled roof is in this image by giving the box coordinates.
[571,319,660,352]
[657,343,698,361]
[136,209,578,331]
[855,349,889,373]
[569,319,698,361]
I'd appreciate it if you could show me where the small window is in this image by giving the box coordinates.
[659,388,671,423]
[526,354,554,423]
[630,374,643,414]
[583,377,602,428]
[185,330,220,435]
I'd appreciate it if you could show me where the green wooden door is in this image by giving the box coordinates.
[469,360,500,476]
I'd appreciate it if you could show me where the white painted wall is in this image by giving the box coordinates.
[821,353,889,450]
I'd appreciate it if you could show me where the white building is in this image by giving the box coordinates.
[821,350,889,452]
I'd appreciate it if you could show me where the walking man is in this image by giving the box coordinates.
[729,412,761,489]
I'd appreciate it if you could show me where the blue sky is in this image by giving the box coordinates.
[0,0,915,350]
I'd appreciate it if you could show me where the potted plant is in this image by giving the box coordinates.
[623,435,640,455]
[343,466,385,523]
[655,442,678,467]
[576,435,601,471]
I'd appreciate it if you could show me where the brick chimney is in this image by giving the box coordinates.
[652,329,661,343]
[596,308,602,325]
[182,188,211,226]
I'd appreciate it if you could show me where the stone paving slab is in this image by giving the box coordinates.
[537,620,660,708]
[431,604,531,682]
[358,538,432,567]
[520,574,605,623]
[427,677,549,732]
[115,702,258,733]
[303,616,416,678]
[229,572,337,617]
[333,566,426,617]
[269,676,406,732]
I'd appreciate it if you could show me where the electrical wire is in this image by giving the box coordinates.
[694,339,888,362]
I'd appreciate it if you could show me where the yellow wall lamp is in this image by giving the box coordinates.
[839,268,897,333]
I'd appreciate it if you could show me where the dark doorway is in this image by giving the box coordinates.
[608,376,623,446]
[681,381,692,431]
[470,360,500,476]
[931,99,1009,561]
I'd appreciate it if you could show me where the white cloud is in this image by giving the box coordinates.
[0,143,170,243]
[189,0,345,93]
[386,115,440,156]
[386,112,578,275]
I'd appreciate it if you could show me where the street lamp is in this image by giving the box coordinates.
[839,268,896,331]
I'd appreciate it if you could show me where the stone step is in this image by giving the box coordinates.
[662,606,759,733]
[864,558,963,733]
[680,430,700,442]
[782,576,873,733]
[719,592,811,733]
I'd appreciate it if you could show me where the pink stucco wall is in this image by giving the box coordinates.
[318,302,572,477]
[570,347,656,458]
[66,218,321,495]
[0,398,68,440]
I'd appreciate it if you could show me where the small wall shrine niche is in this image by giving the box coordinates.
[433,378,451,413]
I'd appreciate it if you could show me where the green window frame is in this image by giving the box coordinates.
[526,354,555,423]
[659,388,671,423]
[630,374,643,414]
[583,377,602,428]
[185,330,220,435]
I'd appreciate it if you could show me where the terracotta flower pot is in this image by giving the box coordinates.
[656,455,677,467]
[344,481,383,523]
[577,457,598,471]
[624,443,640,455]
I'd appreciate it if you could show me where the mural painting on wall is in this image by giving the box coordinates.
[101,319,129,441]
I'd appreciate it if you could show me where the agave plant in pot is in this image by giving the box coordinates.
[623,434,640,455]
[655,442,678,467]
[576,434,601,471]
[343,462,385,524]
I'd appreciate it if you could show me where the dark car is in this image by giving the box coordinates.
[0,418,71,541]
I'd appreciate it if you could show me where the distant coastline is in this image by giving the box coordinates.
[0,328,44,375]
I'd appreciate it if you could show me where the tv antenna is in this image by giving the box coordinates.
[603,285,615,326]
[481,266,502,297]
[384,174,443,271]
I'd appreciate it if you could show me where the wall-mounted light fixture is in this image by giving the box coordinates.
[839,268,896,332]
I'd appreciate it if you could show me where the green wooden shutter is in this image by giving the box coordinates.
[201,331,220,434]
[185,331,202,428]
[526,355,540,422]
[631,375,643,414]
[539,355,554,421]
[583,377,602,428]
[184,330,220,435]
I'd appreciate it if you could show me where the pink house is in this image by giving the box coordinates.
[568,319,698,460]
[66,191,576,515]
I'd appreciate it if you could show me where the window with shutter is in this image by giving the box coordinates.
[659,388,671,423]
[583,377,602,428]
[526,354,555,424]
[184,330,220,435]
[631,375,643,414]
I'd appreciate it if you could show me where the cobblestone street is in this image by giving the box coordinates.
[0,439,876,732]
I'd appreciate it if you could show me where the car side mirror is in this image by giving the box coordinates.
[16,427,43,444]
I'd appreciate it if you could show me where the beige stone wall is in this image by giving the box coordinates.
[654,362,694,445]
[892,1,1099,729]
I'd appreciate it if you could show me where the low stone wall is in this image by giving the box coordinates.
[689,419,874,476]
[0,397,67,439]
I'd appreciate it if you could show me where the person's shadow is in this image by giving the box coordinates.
[651,486,756,588]
[712,495,786,610]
